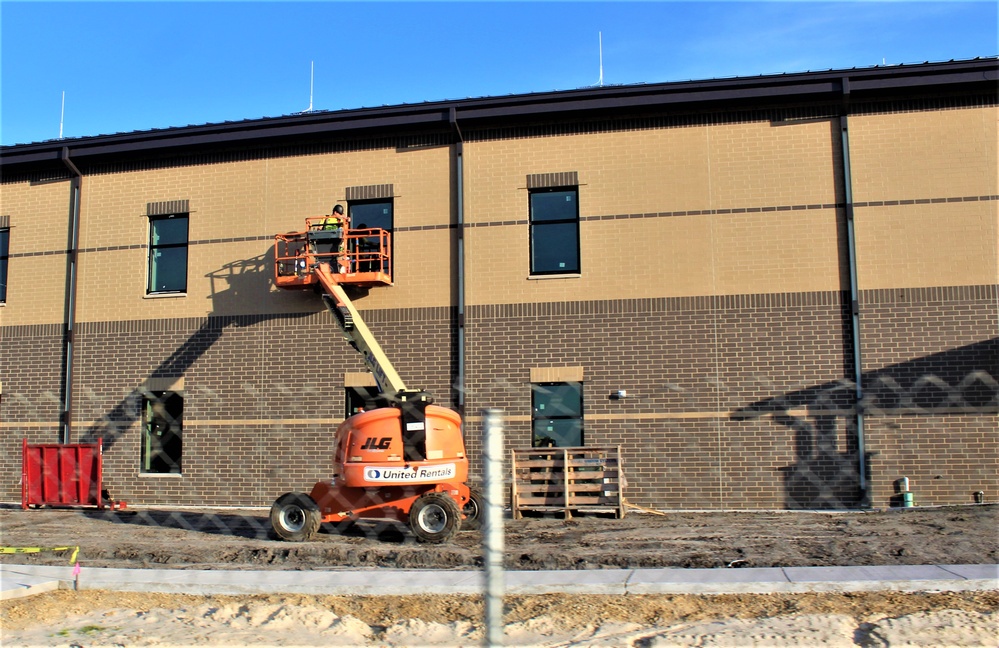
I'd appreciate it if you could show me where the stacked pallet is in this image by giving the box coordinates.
[510,446,625,519]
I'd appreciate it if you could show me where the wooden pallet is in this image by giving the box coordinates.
[511,446,625,519]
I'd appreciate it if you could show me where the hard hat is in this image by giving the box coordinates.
[333,204,345,215]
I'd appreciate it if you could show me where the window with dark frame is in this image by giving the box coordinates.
[0,227,9,303]
[348,199,393,278]
[531,382,584,448]
[141,391,183,474]
[147,213,189,294]
[345,386,388,418]
[529,187,580,275]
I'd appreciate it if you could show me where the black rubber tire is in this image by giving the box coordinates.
[461,487,483,531]
[270,492,321,542]
[409,492,461,543]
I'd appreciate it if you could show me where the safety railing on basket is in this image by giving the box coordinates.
[274,222,391,285]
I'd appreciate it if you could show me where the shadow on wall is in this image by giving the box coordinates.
[731,338,999,510]
[79,249,322,453]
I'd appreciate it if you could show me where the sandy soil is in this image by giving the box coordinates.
[2,504,996,646]
[2,590,997,647]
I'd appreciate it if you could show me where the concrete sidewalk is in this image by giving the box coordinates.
[2,563,996,601]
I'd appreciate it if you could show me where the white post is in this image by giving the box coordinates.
[482,409,504,647]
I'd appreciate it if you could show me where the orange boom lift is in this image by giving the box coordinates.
[270,211,480,543]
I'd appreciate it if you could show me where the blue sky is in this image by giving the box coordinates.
[2,1,996,146]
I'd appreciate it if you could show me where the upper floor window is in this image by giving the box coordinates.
[529,186,579,275]
[349,198,393,277]
[0,227,9,303]
[532,382,584,448]
[148,213,188,294]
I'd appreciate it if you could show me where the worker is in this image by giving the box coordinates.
[324,204,345,231]
[330,205,350,273]
[312,204,345,266]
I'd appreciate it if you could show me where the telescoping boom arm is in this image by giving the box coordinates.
[312,261,435,456]
[312,261,419,402]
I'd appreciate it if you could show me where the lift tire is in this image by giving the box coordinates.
[461,487,483,531]
[409,492,461,544]
[270,492,321,542]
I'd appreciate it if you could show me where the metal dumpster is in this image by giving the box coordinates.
[21,438,122,510]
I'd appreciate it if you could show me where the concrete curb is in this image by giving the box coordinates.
[2,563,996,600]
[0,566,65,601]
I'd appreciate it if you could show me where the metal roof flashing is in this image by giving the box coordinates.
[2,58,995,174]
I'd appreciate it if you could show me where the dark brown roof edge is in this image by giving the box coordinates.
[3,57,996,170]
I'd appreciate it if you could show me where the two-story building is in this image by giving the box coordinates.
[2,58,996,510]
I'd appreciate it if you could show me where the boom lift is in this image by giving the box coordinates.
[270,211,481,543]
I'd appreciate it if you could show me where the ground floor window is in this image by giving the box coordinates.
[141,391,183,474]
[345,386,387,418]
[531,382,583,447]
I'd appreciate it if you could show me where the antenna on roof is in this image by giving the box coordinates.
[598,32,604,87]
[59,91,65,139]
[303,61,315,113]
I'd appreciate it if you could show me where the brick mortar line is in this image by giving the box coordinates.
[8,194,996,258]
[2,284,996,337]
[4,406,995,429]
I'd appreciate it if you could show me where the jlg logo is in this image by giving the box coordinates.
[360,437,392,450]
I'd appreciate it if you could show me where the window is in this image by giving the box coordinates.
[148,213,188,293]
[141,391,183,474]
[345,386,387,418]
[532,382,584,447]
[530,187,579,275]
[0,227,8,303]
[348,199,393,277]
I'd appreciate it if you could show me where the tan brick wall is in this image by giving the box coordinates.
[0,179,72,324]
[848,105,998,291]
[855,201,998,289]
[3,145,457,328]
[463,118,846,306]
[850,106,998,201]
[7,107,992,325]
[464,120,839,219]
[704,119,840,210]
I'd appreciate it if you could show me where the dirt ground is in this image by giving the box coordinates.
[2,504,997,646]
[1,503,995,571]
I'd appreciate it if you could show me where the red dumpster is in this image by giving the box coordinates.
[21,438,124,510]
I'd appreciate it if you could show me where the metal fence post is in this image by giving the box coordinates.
[482,408,504,647]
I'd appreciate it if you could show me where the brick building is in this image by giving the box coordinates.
[1,58,996,510]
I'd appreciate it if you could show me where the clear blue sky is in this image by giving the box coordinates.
[2,1,996,146]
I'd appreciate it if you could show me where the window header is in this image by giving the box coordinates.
[531,366,584,383]
[527,172,578,189]
[344,372,378,387]
[147,199,190,216]
[346,184,394,201]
